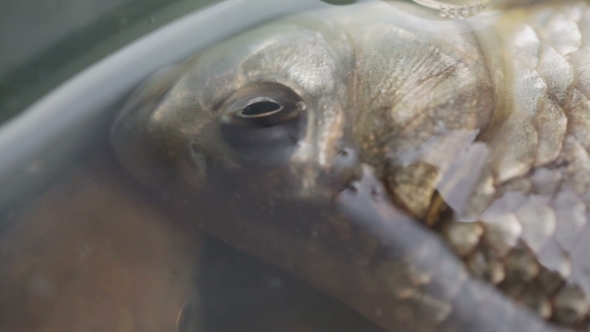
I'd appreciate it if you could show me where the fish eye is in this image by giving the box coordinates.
[238,99,283,118]
[176,301,198,332]
[224,92,304,128]
[220,84,307,162]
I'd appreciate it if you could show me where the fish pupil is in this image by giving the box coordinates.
[240,101,283,118]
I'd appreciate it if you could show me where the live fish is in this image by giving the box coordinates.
[111,1,590,331]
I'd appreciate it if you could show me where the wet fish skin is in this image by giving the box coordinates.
[111,0,590,331]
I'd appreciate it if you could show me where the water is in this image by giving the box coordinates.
[0,0,384,331]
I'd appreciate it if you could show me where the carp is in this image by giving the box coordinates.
[112,1,590,331]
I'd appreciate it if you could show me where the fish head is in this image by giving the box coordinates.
[111,18,357,202]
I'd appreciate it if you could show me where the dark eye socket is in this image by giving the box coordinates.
[219,84,307,162]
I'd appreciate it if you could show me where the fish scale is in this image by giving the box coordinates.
[434,3,590,329]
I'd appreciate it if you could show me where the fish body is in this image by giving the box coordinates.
[111,1,590,331]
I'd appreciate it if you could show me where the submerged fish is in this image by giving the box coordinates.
[0,164,200,332]
[112,0,590,331]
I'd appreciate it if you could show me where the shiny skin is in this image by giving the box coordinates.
[112,1,590,331]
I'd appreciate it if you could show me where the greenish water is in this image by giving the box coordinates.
[0,0,220,124]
